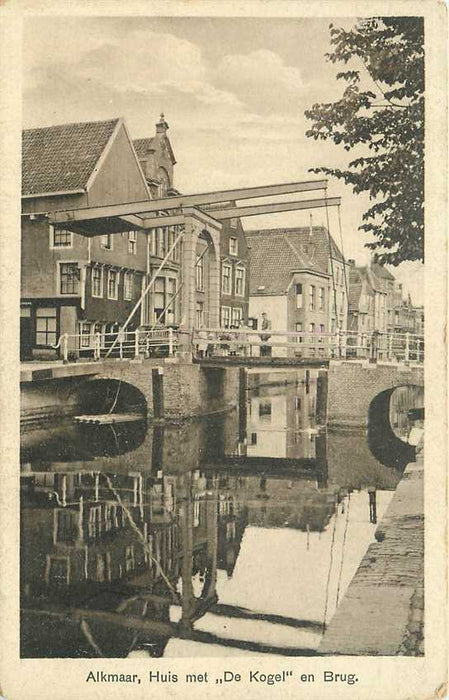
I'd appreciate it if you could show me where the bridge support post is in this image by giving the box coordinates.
[238,368,248,442]
[152,367,164,419]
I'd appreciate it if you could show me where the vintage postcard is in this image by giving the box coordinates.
[0,1,447,699]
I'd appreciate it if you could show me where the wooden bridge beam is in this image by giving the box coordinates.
[48,179,328,226]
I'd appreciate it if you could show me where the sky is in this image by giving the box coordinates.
[22,16,424,304]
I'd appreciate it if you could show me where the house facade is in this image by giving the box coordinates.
[246,226,347,357]
[245,228,334,357]
[218,214,250,328]
[21,117,155,359]
[21,115,217,359]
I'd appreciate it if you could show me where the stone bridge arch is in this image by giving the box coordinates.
[327,360,424,429]
[367,386,421,469]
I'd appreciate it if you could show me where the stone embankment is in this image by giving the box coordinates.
[319,447,424,656]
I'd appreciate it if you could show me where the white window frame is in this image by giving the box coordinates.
[232,307,243,326]
[235,265,245,297]
[58,261,80,296]
[229,237,238,256]
[49,225,73,250]
[221,306,231,328]
[319,287,325,311]
[196,254,205,292]
[221,263,232,295]
[101,234,113,251]
[107,269,119,300]
[35,307,57,346]
[91,266,103,298]
[79,321,92,348]
[295,283,303,309]
[196,301,204,328]
[124,270,133,301]
[128,231,137,255]
[309,285,316,311]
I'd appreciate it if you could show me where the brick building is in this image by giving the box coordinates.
[246,226,348,357]
[21,114,223,358]
[21,117,156,359]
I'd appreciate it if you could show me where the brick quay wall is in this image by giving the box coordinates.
[319,448,424,656]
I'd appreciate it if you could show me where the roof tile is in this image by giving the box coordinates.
[22,118,119,196]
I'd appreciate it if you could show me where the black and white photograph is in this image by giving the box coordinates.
[0,3,447,699]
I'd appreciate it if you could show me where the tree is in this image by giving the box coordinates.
[305,17,424,265]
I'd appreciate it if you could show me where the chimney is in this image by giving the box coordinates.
[370,252,379,267]
[156,112,169,136]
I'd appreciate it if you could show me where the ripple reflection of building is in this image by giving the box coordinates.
[246,374,318,461]
[20,427,223,657]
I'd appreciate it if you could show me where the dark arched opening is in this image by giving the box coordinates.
[368,385,423,470]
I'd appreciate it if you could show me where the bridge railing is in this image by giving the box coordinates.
[192,328,424,364]
[53,328,182,362]
[50,327,424,364]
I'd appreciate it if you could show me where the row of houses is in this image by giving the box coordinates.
[20,114,422,360]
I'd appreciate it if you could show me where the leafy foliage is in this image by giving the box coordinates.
[305,17,424,265]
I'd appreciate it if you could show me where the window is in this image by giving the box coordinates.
[259,400,272,418]
[166,278,177,324]
[319,323,325,342]
[319,287,325,311]
[222,263,232,294]
[91,266,103,298]
[154,278,165,321]
[156,227,167,257]
[101,234,113,250]
[309,285,316,311]
[107,269,118,299]
[229,237,238,256]
[35,307,57,346]
[232,307,243,326]
[128,231,137,255]
[235,267,245,296]
[59,263,79,295]
[295,283,303,309]
[295,321,303,343]
[196,301,204,328]
[79,321,92,348]
[51,227,72,248]
[309,322,315,342]
[196,254,204,291]
[221,306,231,328]
[150,230,157,256]
[124,271,133,301]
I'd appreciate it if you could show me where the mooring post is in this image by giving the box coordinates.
[152,367,164,419]
[238,367,248,442]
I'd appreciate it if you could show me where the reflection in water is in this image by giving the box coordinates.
[20,369,422,658]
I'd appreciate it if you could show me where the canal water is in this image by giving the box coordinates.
[20,369,422,658]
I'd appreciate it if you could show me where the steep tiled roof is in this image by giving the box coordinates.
[133,137,156,158]
[348,268,364,311]
[246,229,326,295]
[371,262,395,280]
[246,225,344,276]
[22,118,120,196]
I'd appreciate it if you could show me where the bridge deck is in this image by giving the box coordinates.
[195,356,330,369]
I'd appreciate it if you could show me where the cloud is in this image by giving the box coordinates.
[215,49,304,111]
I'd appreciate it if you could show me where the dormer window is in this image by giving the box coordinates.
[229,237,238,256]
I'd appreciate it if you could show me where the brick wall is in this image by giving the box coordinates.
[327,361,424,428]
